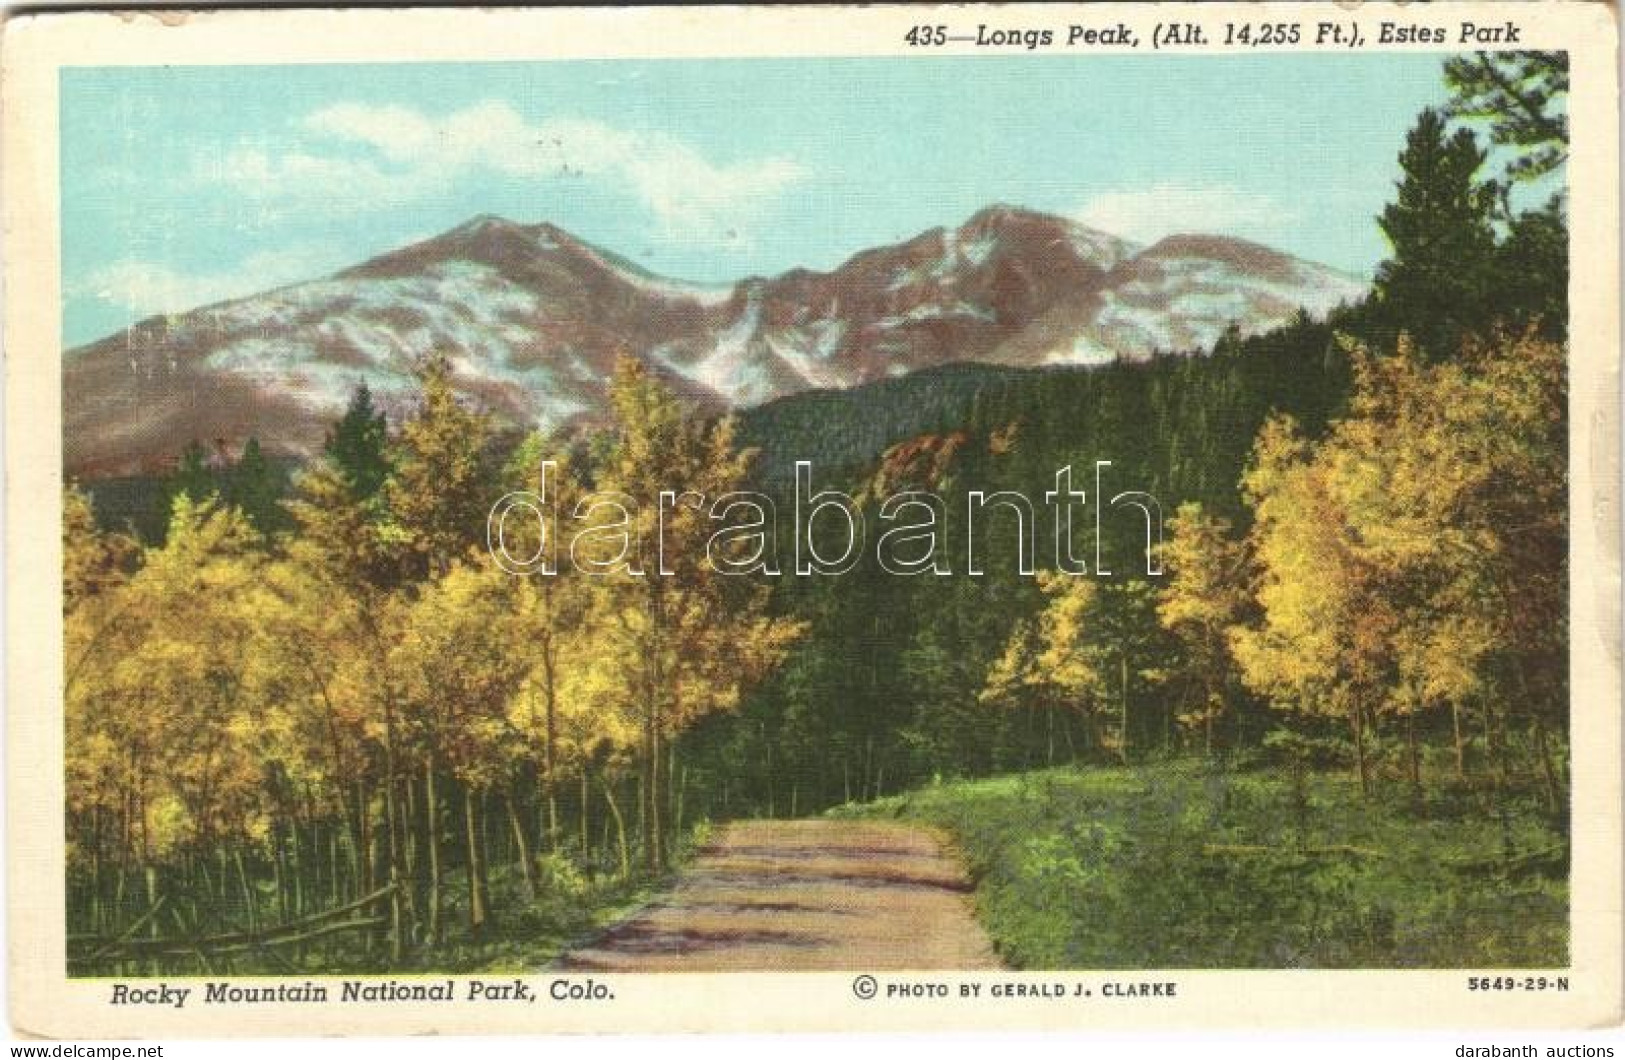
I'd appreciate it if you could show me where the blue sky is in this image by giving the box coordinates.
[61,55,1453,346]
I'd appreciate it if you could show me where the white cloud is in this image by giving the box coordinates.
[305,102,438,163]
[73,246,340,319]
[202,100,805,242]
[1073,183,1295,246]
[197,147,424,211]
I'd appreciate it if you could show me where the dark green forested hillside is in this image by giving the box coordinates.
[686,309,1363,819]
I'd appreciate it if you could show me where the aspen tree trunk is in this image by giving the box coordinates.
[144,863,159,938]
[542,767,555,851]
[634,768,646,863]
[601,775,631,881]
[543,647,561,852]
[643,710,664,874]
[579,768,590,867]
[643,579,667,874]
[384,773,407,959]
[1452,700,1467,781]
[271,824,290,923]
[652,723,666,869]
[642,725,657,873]
[329,828,342,906]
[290,817,305,920]
[425,761,443,947]
[90,843,103,936]
[143,861,160,976]
[507,787,537,899]
[668,742,678,824]
[1119,653,1130,765]
[353,783,371,898]
[235,847,258,934]
[463,784,488,937]
[672,753,686,841]
[479,790,493,898]
[379,693,408,960]
[1350,700,1371,797]
[1406,710,1422,806]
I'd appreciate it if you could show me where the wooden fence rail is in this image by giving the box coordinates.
[68,883,396,967]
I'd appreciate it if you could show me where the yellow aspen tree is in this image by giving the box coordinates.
[1156,502,1252,754]
[593,357,803,871]
[1231,416,1396,796]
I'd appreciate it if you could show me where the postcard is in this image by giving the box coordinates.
[4,1,1620,1036]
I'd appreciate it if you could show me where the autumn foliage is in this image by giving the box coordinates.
[65,357,801,969]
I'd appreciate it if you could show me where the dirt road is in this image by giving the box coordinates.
[554,819,1002,971]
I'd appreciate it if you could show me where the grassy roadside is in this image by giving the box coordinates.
[828,761,1567,969]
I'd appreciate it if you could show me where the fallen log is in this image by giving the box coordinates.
[72,918,387,962]
[68,883,396,965]
[83,895,168,963]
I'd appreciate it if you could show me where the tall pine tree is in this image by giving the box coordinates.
[1443,52,1568,187]
[326,381,391,499]
[226,437,285,535]
[1372,107,1497,359]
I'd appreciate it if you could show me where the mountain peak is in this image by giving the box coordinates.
[1138,233,1361,286]
[64,204,1368,477]
[962,202,1047,227]
[949,203,1140,274]
[959,203,1117,240]
[450,213,524,235]
[341,215,579,281]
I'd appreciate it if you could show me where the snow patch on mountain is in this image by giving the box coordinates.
[571,239,734,307]
[764,319,847,389]
[684,283,772,402]
[1093,296,1177,353]
[194,260,567,416]
[878,301,997,328]
[1042,333,1116,366]
[1062,224,1138,270]
[610,267,735,306]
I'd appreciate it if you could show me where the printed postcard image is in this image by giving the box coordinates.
[2,0,1620,1038]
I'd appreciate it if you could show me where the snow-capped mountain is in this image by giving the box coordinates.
[63,207,1364,476]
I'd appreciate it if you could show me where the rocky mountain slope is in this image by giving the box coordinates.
[64,206,1364,476]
